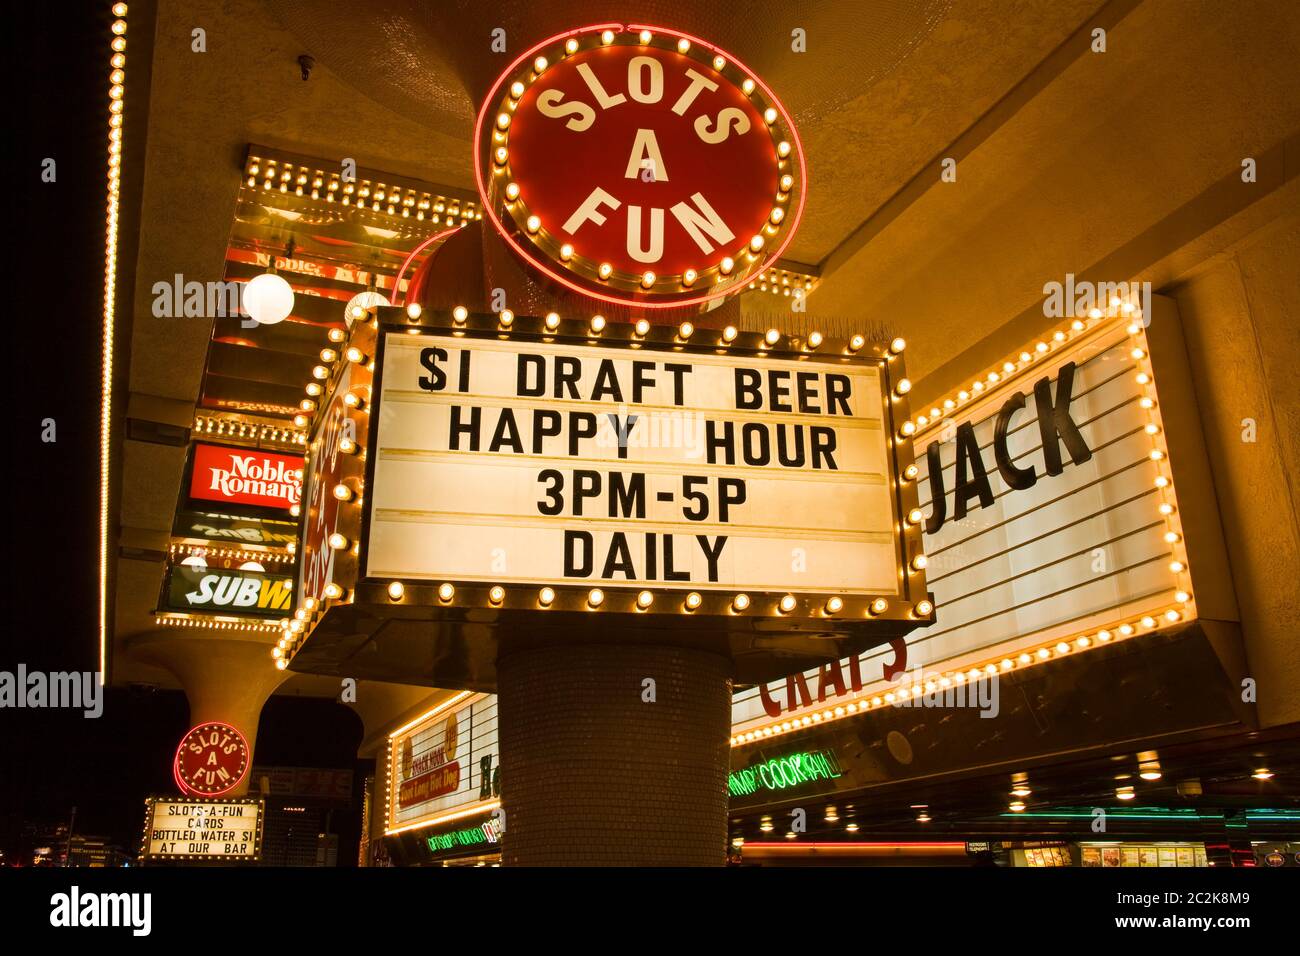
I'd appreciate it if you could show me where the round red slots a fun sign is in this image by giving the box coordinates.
[476,24,805,309]
[173,722,250,797]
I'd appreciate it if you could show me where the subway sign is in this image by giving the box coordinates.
[165,565,293,617]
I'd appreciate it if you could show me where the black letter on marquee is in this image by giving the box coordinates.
[952,423,994,521]
[663,364,691,405]
[448,405,480,451]
[516,354,544,397]
[631,362,656,404]
[554,356,581,399]
[457,350,470,392]
[705,420,734,465]
[795,372,820,413]
[533,410,562,453]
[609,472,645,518]
[488,409,523,453]
[1033,361,1092,476]
[924,441,946,534]
[767,370,792,412]
[734,369,762,410]
[719,478,746,522]
[601,533,635,579]
[418,347,447,391]
[537,469,562,515]
[697,535,727,582]
[573,470,601,516]
[993,393,1037,490]
[590,359,623,402]
[568,413,597,456]
[811,427,838,470]
[663,536,690,581]
[564,530,593,577]
[607,414,639,460]
[825,375,852,415]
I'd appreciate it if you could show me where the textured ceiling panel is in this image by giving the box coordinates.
[258,0,1105,266]
[262,0,953,132]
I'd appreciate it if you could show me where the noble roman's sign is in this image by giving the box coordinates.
[188,443,303,511]
[732,309,1204,737]
[174,722,250,797]
[476,24,804,308]
[388,694,500,833]
[366,325,913,607]
[141,797,263,862]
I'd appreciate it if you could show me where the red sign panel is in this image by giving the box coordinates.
[476,24,804,308]
[399,761,462,808]
[173,722,250,797]
[189,443,303,511]
[298,364,356,609]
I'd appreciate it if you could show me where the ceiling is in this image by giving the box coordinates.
[258,0,1109,269]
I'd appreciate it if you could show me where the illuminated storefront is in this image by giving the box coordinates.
[89,0,1298,871]
[382,694,503,866]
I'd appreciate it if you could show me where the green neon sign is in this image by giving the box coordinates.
[425,819,502,854]
[728,749,843,797]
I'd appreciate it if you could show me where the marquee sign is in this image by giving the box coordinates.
[363,310,928,622]
[140,797,263,862]
[282,308,929,688]
[476,23,804,308]
[173,721,250,797]
[731,305,1226,743]
[297,358,370,616]
[387,694,500,834]
[187,442,303,512]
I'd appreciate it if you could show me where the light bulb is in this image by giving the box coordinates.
[344,290,389,326]
[243,272,294,325]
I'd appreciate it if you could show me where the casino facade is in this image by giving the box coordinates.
[100,0,1298,866]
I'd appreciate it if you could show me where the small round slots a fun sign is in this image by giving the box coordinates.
[476,24,804,309]
[173,722,250,797]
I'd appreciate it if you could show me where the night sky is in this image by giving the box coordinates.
[2,3,363,860]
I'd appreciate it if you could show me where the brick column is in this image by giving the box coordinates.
[497,643,733,866]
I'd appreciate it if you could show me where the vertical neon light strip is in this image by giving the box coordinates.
[102,3,128,678]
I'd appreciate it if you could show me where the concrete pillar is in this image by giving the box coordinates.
[126,631,289,795]
[496,643,732,866]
